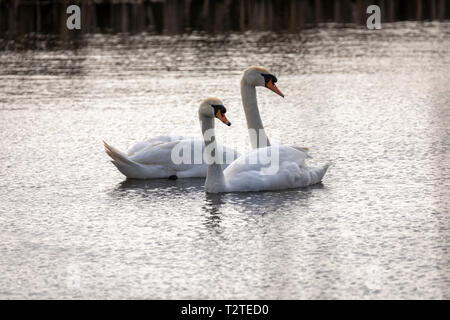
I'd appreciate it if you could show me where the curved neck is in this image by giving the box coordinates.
[240,80,271,149]
[200,115,226,193]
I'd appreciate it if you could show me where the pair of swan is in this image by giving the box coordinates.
[104,66,329,193]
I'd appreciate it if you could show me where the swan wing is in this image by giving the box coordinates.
[127,135,188,156]
[130,138,239,167]
[106,136,240,179]
[129,139,183,166]
[289,145,312,158]
[223,146,327,192]
[106,138,203,179]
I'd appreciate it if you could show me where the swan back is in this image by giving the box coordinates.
[222,146,318,192]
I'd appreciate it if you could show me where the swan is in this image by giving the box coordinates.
[240,66,311,153]
[103,66,284,179]
[238,66,329,181]
[240,66,284,149]
[103,134,237,179]
[199,98,328,193]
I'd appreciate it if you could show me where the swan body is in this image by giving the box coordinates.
[221,146,328,192]
[104,135,238,179]
[199,98,329,193]
[105,66,329,182]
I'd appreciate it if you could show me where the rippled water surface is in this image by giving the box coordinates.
[1,22,449,299]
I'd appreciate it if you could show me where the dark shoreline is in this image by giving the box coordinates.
[1,0,449,38]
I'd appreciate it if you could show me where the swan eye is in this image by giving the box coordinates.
[212,104,226,115]
[212,104,230,126]
[261,73,277,85]
[262,73,284,97]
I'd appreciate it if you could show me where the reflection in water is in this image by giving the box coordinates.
[115,177,204,195]
[0,23,449,299]
[108,178,205,206]
[203,184,324,215]
[202,193,225,232]
[201,184,324,239]
[114,178,323,217]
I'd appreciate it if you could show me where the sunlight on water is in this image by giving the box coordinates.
[0,22,449,299]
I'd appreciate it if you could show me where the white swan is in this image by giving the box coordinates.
[240,66,311,153]
[238,66,329,182]
[103,66,284,179]
[103,132,237,179]
[199,98,329,193]
[240,66,284,149]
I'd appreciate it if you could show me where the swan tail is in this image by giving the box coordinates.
[103,141,142,178]
[291,146,312,158]
[306,162,330,185]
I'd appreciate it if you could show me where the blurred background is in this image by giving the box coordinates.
[1,0,449,37]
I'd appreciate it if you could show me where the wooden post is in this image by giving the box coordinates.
[249,0,256,30]
[255,0,263,31]
[35,0,41,33]
[224,0,231,31]
[266,0,273,31]
[51,0,59,34]
[201,0,211,32]
[146,3,155,32]
[298,0,307,28]
[132,1,144,33]
[90,1,98,33]
[438,0,446,21]
[121,2,128,32]
[315,0,323,25]
[387,0,395,22]
[377,0,386,24]
[289,0,297,32]
[246,0,252,30]
[272,0,280,32]
[215,0,223,33]
[416,0,422,20]
[60,0,69,40]
[8,0,18,36]
[239,0,245,31]
[184,0,192,32]
[358,0,367,25]
[132,2,137,33]
[334,0,341,23]
[430,0,436,20]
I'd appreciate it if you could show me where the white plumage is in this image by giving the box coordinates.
[221,146,329,192]
[198,98,329,193]
[105,66,329,184]
[104,135,238,179]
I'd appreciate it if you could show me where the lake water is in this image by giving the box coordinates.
[0,22,449,299]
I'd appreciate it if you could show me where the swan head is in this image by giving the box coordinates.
[242,66,284,97]
[199,97,231,126]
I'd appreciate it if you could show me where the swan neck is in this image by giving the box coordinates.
[200,115,226,193]
[241,80,271,149]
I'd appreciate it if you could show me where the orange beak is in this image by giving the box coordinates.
[266,79,284,98]
[216,111,231,126]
